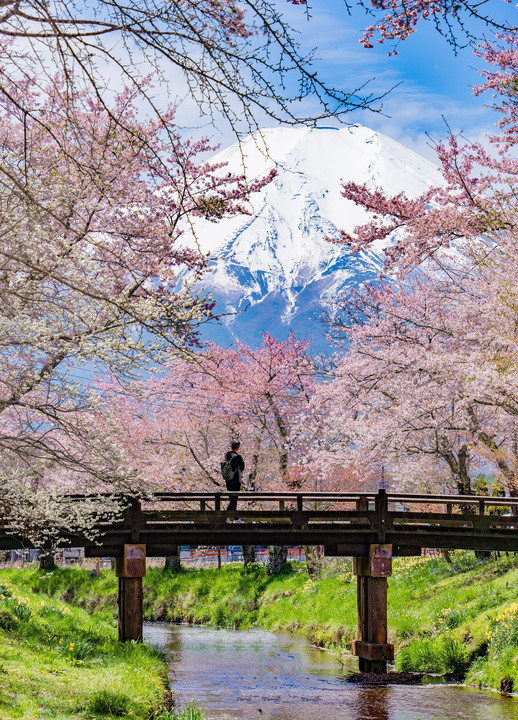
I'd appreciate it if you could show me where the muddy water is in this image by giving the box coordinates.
[144,624,518,720]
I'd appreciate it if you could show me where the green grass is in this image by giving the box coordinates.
[4,551,518,693]
[0,576,171,719]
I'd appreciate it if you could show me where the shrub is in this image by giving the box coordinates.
[397,638,443,673]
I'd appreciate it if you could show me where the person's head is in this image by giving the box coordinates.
[231,440,240,451]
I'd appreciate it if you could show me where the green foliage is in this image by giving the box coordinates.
[434,606,467,631]
[153,702,208,720]
[172,702,208,719]
[396,635,469,678]
[440,636,471,678]
[86,689,133,716]
[467,647,518,692]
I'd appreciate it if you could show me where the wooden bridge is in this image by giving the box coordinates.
[2,489,518,673]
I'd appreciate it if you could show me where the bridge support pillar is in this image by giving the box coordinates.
[115,544,146,643]
[352,544,394,673]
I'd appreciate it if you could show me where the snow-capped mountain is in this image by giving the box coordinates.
[186,125,442,352]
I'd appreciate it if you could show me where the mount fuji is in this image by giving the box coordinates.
[185,125,442,352]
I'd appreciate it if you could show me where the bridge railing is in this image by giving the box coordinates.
[2,489,518,522]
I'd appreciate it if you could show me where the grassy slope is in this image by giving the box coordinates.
[4,551,518,692]
[0,576,171,719]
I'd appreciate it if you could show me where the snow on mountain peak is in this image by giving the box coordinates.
[184,125,442,351]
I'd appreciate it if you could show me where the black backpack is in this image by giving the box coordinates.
[220,455,234,481]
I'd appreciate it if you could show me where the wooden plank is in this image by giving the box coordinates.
[387,491,518,505]
[140,509,374,521]
[5,488,518,563]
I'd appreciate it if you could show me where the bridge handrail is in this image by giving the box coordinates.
[42,490,518,507]
[386,492,518,506]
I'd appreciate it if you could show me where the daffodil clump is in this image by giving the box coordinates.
[487,603,518,655]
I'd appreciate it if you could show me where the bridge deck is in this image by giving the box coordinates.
[1,490,517,556]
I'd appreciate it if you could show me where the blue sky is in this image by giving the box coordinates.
[181,0,516,161]
[281,0,517,159]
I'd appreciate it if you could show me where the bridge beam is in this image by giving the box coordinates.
[352,544,394,673]
[115,544,146,643]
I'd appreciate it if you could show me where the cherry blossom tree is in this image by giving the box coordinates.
[316,32,518,496]
[318,281,475,494]
[0,71,274,545]
[319,248,518,496]
[98,333,321,572]
[98,333,320,492]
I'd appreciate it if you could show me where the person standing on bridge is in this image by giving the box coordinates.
[224,440,244,513]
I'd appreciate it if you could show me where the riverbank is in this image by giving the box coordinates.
[3,551,518,694]
[0,575,175,719]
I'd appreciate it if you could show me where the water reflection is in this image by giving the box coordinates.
[355,686,390,720]
[144,624,518,720]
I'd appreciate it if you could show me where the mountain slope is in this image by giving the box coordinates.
[186,125,442,351]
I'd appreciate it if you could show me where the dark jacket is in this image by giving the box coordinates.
[225,450,244,489]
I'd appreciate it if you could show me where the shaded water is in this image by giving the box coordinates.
[144,624,518,720]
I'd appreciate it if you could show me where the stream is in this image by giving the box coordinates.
[144,623,518,720]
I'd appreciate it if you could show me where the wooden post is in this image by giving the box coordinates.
[352,544,394,673]
[115,544,146,643]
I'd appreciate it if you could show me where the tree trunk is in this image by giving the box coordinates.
[304,545,324,577]
[39,549,56,571]
[164,546,181,572]
[267,545,287,575]
[246,431,262,492]
[242,545,255,566]
[469,407,518,514]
